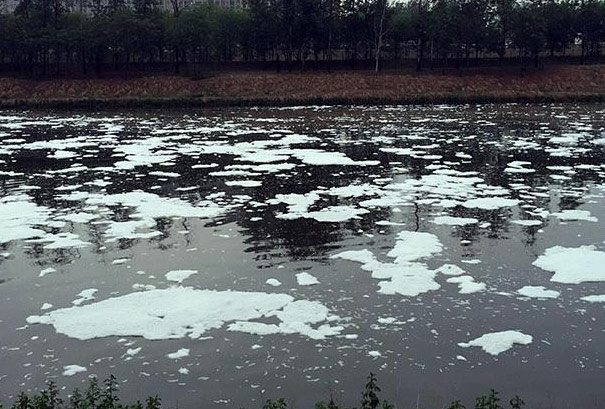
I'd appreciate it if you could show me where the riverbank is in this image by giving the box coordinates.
[1,65,604,108]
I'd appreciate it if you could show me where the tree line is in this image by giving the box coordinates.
[0,0,604,77]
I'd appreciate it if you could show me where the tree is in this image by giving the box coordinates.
[509,395,525,409]
[133,0,159,16]
[85,377,101,409]
[489,0,515,65]
[448,400,466,409]
[360,372,381,409]
[543,0,576,56]
[511,0,546,67]
[486,389,503,409]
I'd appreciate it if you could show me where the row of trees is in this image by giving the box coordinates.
[0,0,604,77]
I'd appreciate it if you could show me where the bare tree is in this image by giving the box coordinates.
[374,0,389,72]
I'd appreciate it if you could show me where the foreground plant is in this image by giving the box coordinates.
[5,376,161,409]
[2,373,527,409]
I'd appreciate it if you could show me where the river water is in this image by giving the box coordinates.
[1,104,604,409]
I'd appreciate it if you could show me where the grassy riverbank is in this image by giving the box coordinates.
[1,65,604,109]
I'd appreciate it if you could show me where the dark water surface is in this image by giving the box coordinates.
[0,104,604,409]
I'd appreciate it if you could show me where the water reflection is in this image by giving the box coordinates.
[0,104,604,408]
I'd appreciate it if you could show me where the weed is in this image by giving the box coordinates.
[1,373,529,409]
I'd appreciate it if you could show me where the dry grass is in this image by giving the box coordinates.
[1,65,604,107]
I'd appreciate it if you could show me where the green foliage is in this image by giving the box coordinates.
[3,376,159,409]
[85,377,101,409]
[262,398,287,409]
[509,395,525,409]
[1,0,604,77]
[360,372,381,409]
[0,373,531,409]
[486,389,503,409]
[474,390,505,409]
[448,400,466,409]
[144,396,161,409]
[314,400,340,409]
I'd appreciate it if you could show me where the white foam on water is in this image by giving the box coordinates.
[581,295,605,303]
[462,197,520,210]
[62,365,87,376]
[72,289,98,306]
[227,300,342,340]
[296,272,319,286]
[432,216,479,226]
[550,210,597,222]
[29,232,90,249]
[126,347,142,356]
[511,220,542,227]
[533,246,605,284]
[517,286,560,299]
[39,268,56,278]
[279,206,369,223]
[446,276,486,294]
[225,181,263,187]
[331,232,444,297]
[504,161,535,174]
[325,184,382,198]
[83,191,226,241]
[291,150,379,166]
[59,213,99,224]
[387,231,442,263]
[458,330,533,356]
[268,192,321,215]
[0,196,51,244]
[167,348,189,359]
[266,279,282,287]
[27,288,342,340]
[436,264,466,276]
[165,270,199,284]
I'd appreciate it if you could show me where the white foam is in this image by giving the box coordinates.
[462,197,519,210]
[533,246,605,284]
[291,150,379,166]
[39,267,56,278]
[62,365,87,376]
[83,191,226,241]
[27,288,342,340]
[165,270,199,284]
[0,196,50,244]
[517,286,560,299]
[296,272,319,286]
[446,276,486,294]
[511,220,542,227]
[225,181,262,187]
[550,210,597,222]
[266,279,282,287]
[436,264,466,276]
[458,330,533,356]
[167,348,189,359]
[581,294,605,303]
[29,232,90,249]
[432,216,478,226]
[331,232,444,297]
[387,231,442,263]
[72,289,98,306]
